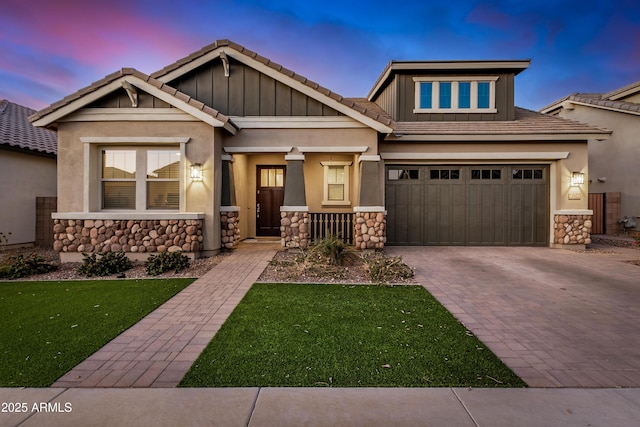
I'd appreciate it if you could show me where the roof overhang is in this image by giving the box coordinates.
[30,74,237,134]
[385,133,609,142]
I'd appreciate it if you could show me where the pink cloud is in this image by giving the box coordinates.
[1,0,198,71]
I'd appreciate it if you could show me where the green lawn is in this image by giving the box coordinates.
[180,283,526,388]
[0,278,193,387]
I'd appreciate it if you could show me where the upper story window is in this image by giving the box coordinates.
[414,77,499,113]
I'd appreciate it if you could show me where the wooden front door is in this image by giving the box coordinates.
[256,166,285,236]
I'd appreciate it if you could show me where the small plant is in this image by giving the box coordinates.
[309,234,355,266]
[361,252,414,283]
[2,254,57,279]
[0,231,12,252]
[77,251,133,277]
[145,251,190,276]
[632,232,640,247]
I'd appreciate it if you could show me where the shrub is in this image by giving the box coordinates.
[145,251,190,276]
[2,254,57,279]
[361,252,414,283]
[309,234,355,266]
[77,251,133,277]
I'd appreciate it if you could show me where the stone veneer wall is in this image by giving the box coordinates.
[221,211,240,249]
[53,219,203,253]
[354,212,386,249]
[553,215,592,246]
[281,211,309,248]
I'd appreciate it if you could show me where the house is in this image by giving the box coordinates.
[541,81,640,234]
[0,99,57,248]
[29,40,609,261]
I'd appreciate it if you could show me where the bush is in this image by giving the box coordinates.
[361,252,414,283]
[77,251,133,277]
[309,234,355,266]
[2,254,57,279]
[145,251,190,276]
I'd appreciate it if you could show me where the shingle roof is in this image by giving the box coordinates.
[151,39,394,129]
[1,100,57,155]
[393,107,610,137]
[28,68,234,130]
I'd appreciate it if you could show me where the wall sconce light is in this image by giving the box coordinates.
[571,171,584,187]
[190,163,203,181]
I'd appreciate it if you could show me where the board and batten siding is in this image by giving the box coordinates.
[168,58,342,117]
[373,72,515,122]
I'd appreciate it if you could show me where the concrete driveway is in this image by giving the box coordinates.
[386,245,640,388]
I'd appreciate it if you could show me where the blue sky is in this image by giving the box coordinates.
[1,0,638,111]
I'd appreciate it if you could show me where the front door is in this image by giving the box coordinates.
[256,166,285,236]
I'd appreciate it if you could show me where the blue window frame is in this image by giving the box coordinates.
[478,82,490,108]
[439,82,451,108]
[458,82,471,108]
[419,82,432,109]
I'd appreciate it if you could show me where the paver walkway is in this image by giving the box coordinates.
[387,246,640,388]
[53,243,278,388]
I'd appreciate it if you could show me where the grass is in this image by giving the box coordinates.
[180,283,526,388]
[0,278,194,387]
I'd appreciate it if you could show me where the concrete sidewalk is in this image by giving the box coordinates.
[3,387,640,426]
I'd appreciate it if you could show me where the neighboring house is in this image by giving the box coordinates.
[541,81,640,233]
[29,40,609,261]
[0,99,57,248]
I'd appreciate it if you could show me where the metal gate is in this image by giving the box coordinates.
[385,165,549,246]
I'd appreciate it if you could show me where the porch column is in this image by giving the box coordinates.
[220,154,239,248]
[354,155,386,250]
[281,155,309,248]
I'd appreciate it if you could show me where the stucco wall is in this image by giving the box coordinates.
[558,105,640,224]
[0,150,57,246]
[56,120,220,253]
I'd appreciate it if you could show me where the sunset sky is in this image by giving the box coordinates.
[1,0,638,112]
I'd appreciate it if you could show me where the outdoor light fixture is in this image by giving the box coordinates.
[190,163,203,181]
[571,171,584,187]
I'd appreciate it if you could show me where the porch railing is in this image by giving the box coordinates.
[309,212,354,244]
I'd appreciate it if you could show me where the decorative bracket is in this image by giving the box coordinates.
[220,51,230,77]
[121,81,138,107]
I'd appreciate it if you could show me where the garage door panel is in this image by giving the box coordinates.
[385,165,548,246]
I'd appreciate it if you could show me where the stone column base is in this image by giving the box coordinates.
[280,211,309,248]
[221,210,240,249]
[553,214,592,247]
[354,211,386,250]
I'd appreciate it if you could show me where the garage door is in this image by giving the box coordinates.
[385,165,549,246]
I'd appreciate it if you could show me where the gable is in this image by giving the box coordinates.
[168,57,342,118]
[151,40,393,132]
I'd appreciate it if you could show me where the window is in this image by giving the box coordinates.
[471,169,502,180]
[458,82,471,109]
[413,77,499,113]
[101,148,181,210]
[512,168,544,180]
[388,169,419,180]
[419,82,432,109]
[260,167,284,187]
[321,161,351,205]
[429,169,460,180]
[439,82,452,109]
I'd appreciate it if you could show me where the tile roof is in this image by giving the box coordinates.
[540,81,640,114]
[28,68,234,129]
[1,99,57,155]
[602,80,640,100]
[393,107,610,137]
[151,39,394,129]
